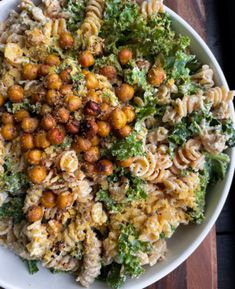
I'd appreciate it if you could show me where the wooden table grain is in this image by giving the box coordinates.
[145,1,217,289]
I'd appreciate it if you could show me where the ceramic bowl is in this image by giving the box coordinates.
[0,1,234,288]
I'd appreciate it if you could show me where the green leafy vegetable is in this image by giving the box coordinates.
[109,131,145,161]
[96,189,123,213]
[117,224,152,278]
[222,119,235,147]
[2,159,30,195]
[106,263,126,289]
[205,153,230,183]
[123,60,148,89]
[0,197,25,223]
[187,170,209,224]
[27,260,39,274]
[63,0,86,32]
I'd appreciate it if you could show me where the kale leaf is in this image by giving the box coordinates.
[0,197,25,223]
[109,131,145,161]
[96,189,123,213]
[205,153,230,183]
[63,0,86,32]
[27,260,39,274]
[117,224,152,278]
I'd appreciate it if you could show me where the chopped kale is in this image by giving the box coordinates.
[187,170,209,224]
[96,189,123,213]
[222,119,235,147]
[117,224,152,278]
[109,131,145,161]
[123,60,148,89]
[205,153,230,183]
[4,99,41,115]
[95,54,122,74]
[27,260,39,275]
[2,159,30,195]
[0,197,25,223]
[106,263,126,289]
[56,136,72,149]
[63,0,86,32]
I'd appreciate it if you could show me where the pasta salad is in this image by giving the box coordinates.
[0,0,234,288]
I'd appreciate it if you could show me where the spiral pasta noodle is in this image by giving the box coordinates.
[25,221,50,258]
[163,94,204,123]
[141,0,164,17]
[130,145,172,183]
[77,230,102,288]
[206,86,235,107]
[191,65,214,89]
[171,139,204,174]
[80,0,105,37]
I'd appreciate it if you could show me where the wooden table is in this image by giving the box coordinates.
[145,1,218,289]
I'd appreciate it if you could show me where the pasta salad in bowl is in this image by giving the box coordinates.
[0,0,234,288]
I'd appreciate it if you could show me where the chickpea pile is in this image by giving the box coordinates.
[0,43,139,223]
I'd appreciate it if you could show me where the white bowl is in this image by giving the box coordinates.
[0,1,234,289]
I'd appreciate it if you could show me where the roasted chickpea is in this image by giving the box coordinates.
[60,84,73,95]
[66,120,80,134]
[14,109,30,122]
[55,107,70,123]
[148,67,166,87]
[90,135,100,146]
[99,65,117,80]
[110,108,127,129]
[80,119,98,138]
[40,104,52,115]
[30,93,43,104]
[72,136,91,153]
[118,48,133,65]
[79,51,95,67]
[1,124,17,140]
[45,54,61,66]
[21,117,39,133]
[83,100,101,116]
[122,106,136,123]
[116,83,134,102]
[118,124,132,138]
[28,165,47,184]
[59,67,72,83]
[96,159,113,176]
[22,63,38,80]
[99,103,112,121]
[2,112,14,124]
[59,32,74,49]
[65,95,82,112]
[34,131,51,149]
[21,133,34,150]
[87,90,100,103]
[85,72,99,89]
[46,89,60,105]
[27,149,42,165]
[97,121,111,138]
[84,146,100,163]
[40,191,56,208]
[0,94,5,107]
[47,73,62,90]
[27,205,43,222]
[41,114,56,130]
[56,192,73,209]
[47,127,65,145]
[8,85,24,103]
[81,162,95,177]
[118,158,133,168]
[38,64,50,76]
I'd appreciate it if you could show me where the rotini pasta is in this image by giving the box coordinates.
[141,0,164,17]
[206,86,235,107]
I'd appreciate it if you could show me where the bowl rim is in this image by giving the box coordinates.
[0,1,234,289]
